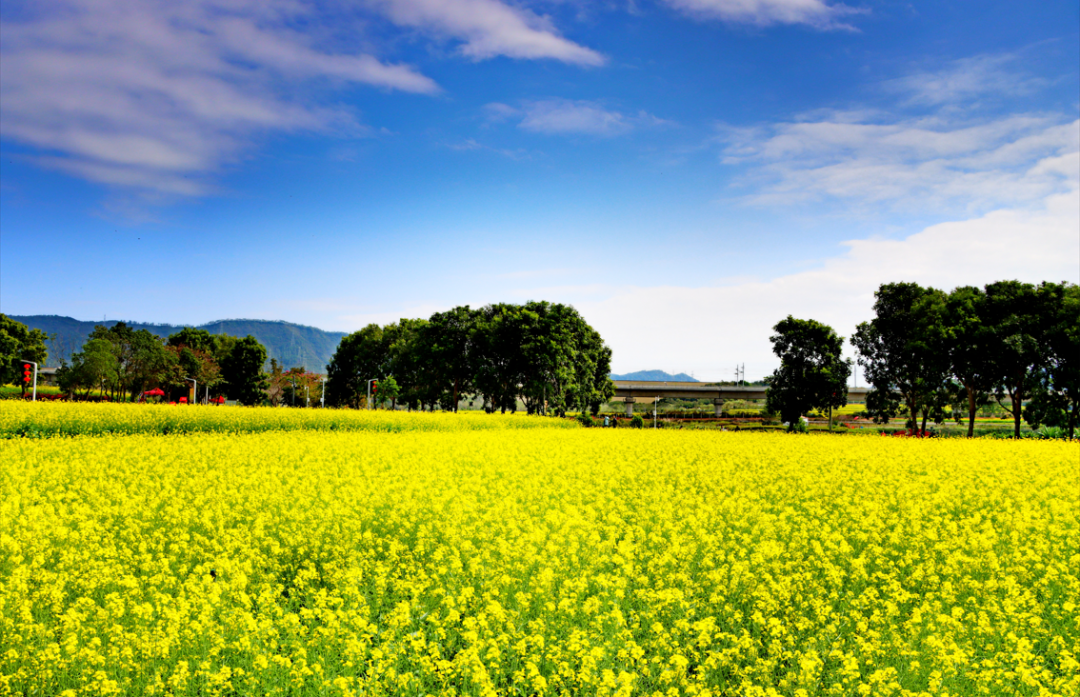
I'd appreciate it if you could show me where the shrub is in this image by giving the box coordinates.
[576,412,595,428]
[630,414,644,429]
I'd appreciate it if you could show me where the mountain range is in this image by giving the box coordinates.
[609,370,699,382]
[10,315,346,373]
[10,315,702,382]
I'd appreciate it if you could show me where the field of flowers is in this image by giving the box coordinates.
[0,401,577,438]
[1,416,1078,696]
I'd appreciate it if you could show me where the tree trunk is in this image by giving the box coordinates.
[1011,390,1023,439]
[920,408,929,435]
[966,386,976,439]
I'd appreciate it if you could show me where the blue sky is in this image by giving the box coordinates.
[1,0,1077,380]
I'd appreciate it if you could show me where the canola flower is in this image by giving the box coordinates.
[0,400,576,438]
[1,427,1078,696]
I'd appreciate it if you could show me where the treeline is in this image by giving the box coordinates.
[326,301,614,415]
[53,324,270,404]
[765,280,1078,438]
[854,280,1078,437]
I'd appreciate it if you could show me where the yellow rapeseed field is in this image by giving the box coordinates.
[1,423,1077,696]
[0,401,576,438]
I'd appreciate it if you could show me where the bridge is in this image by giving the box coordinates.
[612,380,870,417]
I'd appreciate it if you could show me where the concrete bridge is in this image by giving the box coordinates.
[612,380,870,417]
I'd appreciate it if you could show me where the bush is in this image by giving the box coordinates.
[576,412,595,428]
[1029,426,1068,440]
[630,415,644,429]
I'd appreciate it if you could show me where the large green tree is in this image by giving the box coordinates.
[927,286,997,438]
[1023,281,1080,437]
[57,338,117,398]
[85,322,174,401]
[325,324,390,408]
[764,316,851,430]
[982,280,1046,438]
[852,283,951,431]
[384,318,428,410]
[220,335,269,405]
[167,327,217,354]
[415,306,477,412]
[0,314,50,395]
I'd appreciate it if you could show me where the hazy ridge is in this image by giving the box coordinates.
[10,315,346,373]
[609,370,699,382]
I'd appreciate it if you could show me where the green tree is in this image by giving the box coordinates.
[852,283,951,431]
[376,375,401,409]
[982,280,1045,438]
[1024,282,1080,437]
[56,338,116,398]
[85,323,174,401]
[220,335,269,405]
[383,319,428,410]
[325,324,389,408]
[473,304,527,413]
[415,306,477,412]
[926,286,996,438]
[764,316,851,430]
[167,327,217,354]
[0,314,50,395]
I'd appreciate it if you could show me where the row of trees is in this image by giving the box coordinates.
[854,280,1078,438]
[766,280,1078,437]
[325,301,615,415]
[56,324,270,404]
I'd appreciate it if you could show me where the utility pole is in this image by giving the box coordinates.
[21,360,38,401]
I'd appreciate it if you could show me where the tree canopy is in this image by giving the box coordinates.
[764,316,850,429]
[854,280,1078,437]
[325,302,614,414]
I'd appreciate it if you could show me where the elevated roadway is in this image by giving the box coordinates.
[612,380,870,416]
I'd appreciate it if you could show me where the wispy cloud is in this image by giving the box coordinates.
[488,99,670,136]
[369,0,605,65]
[0,0,605,200]
[660,0,866,31]
[716,51,1079,214]
[0,0,440,198]
[446,138,529,159]
[883,54,1047,106]
[720,114,1078,212]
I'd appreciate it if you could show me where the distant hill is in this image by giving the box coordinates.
[610,370,699,382]
[9,315,347,373]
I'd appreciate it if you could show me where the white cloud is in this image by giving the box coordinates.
[0,0,440,197]
[555,183,1079,379]
[368,0,604,65]
[661,0,865,30]
[719,114,1079,212]
[492,99,668,136]
[883,54,1046,106]
[445,138,528,158]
